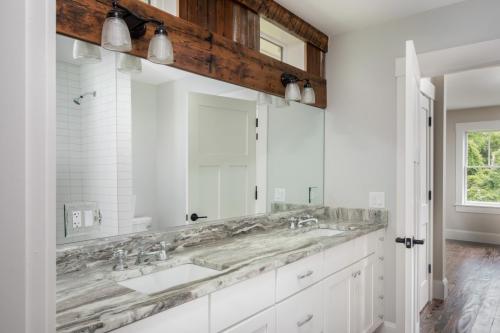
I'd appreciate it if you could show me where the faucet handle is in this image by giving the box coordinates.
[113,249,128,271]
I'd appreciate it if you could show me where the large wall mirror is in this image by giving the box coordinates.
[56,35,324,244]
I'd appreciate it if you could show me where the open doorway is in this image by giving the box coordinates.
[420,66,500,332]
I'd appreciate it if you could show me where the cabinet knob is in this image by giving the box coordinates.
[378,256,384,261]
[378,275,384,280]
[297,270,314,280]
[378,314,384,320]
[378,295,384,300]
[296,314,314,327]
[379,237,384,242]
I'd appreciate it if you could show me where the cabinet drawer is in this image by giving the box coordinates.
[276,283,323,333]
[324,240,356,277]
[114,296,209,333]
[276,252,323,301]
[221,307,276,333]
[211,270,276,333]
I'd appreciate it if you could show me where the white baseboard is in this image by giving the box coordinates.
[375,321,396,333]
[433,278,448,300]
[446,228,500,245]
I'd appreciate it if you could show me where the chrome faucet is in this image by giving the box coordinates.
[288,216,300,229]
[135,241,170,265]
[297,215,319,228]
[113,249,128,271]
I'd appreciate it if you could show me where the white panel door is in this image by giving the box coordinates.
[323,265,353,333]
[188,92,256,222]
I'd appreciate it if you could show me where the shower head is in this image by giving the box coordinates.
[73,91,96,105]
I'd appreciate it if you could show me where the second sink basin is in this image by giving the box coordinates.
[118,264,220,294]
[305,228,345,237]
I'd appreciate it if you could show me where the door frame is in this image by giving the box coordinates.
[420,80,435,312]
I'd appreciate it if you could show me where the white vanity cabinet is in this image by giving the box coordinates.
[113,296,209,333]
[221,307,276,333]
[112,229,386,333]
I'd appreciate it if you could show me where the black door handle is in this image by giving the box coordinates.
[395,237,413,249]
[413,237,424,245]
[190,213,208,222]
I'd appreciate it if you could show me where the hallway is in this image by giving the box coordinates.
[420,240,500,333]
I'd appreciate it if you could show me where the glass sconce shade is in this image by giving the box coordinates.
[301,81,316,104]
[73,40,102,64]
[101,16,132,52]
[117,53,142,73]
[284,81,301,102]
[147,25,174,65]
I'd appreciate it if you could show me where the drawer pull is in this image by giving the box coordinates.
[297,314,314,327]
[297,270,314,279]
[378,295,384,300]
[378,314,384,320]
[379,275,384,280]
[378,256,384,261]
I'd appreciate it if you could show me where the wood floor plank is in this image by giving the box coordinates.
[420,240,500,333]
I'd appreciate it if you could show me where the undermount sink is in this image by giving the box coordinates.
[118,264,220,294]
[305,228,345,237]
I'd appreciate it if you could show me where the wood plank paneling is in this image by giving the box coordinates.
[57,0,327,108]
[232,0,328,52]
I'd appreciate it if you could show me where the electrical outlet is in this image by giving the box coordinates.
[274,188,286,202]
[369,192,385,208]
[72,210,82,228]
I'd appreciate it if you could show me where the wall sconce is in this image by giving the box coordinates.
[281,73,316,105]
[73,40,102,64]
[101,0,174,65]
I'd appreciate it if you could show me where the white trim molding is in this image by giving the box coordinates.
[375,321,397,333]
[455,203,500,215]
[433,278,448,300]
[446,228,500,245]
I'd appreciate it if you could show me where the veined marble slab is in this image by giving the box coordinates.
[56,207,388,333]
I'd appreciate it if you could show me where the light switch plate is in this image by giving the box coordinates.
[369,192,385,208]
[274,188,286,202]
[84,210,94,227]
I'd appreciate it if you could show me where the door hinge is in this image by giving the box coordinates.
[428,116,432,127]
[256,133,259,140]
[428,264,432,274]
[185,214,188,221]
[255,186,258,200]
[428,190,432,201]
[256,118,259,127]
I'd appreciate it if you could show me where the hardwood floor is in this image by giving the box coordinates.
[420,240,500,333]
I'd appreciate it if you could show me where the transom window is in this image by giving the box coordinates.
[456,121,500,210]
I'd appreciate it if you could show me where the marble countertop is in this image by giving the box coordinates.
[56,218,386,333]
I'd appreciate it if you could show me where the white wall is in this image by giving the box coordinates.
[267,102,324,209]
[325,0,500,323]
[445,106,500,241]
[132,81,158,222]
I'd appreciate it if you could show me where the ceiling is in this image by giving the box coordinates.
[275,0,466,36]
[446,66,500,110]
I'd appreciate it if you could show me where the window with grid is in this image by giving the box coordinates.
[464,130,500,204]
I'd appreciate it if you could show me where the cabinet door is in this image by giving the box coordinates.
[351,255,375,333]
[323,265,353,333]
[276,283,323,333]
[222,307,276,333]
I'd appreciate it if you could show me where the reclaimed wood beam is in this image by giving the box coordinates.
[56,0,327,108]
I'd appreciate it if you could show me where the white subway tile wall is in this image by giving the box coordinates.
[56,51,133,244]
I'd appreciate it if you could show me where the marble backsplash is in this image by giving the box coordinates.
[56,206,388,276]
